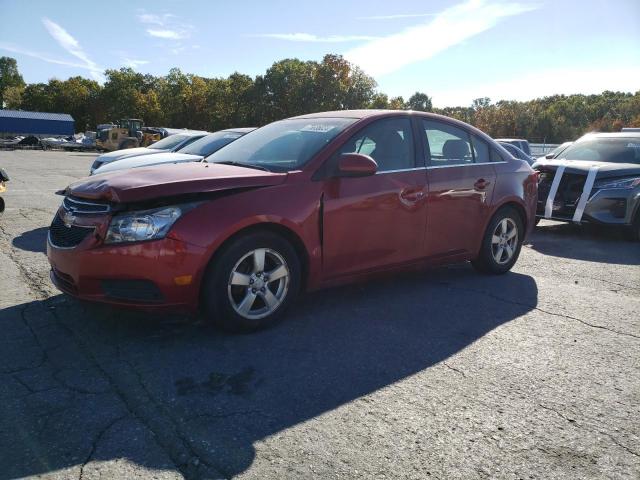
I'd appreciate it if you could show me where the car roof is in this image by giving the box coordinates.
[221,127,256,133]
[579,132,640,139]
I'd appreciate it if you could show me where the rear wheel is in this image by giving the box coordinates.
[201,232,301,332]
[472,206,524,274]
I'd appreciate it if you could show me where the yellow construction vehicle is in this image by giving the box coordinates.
[96,119,162,152]
[0,168,9,213]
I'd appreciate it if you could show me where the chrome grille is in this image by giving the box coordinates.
[62,196,111,215]
[49,213,95,248]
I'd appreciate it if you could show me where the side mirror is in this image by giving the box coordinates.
[544,153,554,159]
[337,153,377,177]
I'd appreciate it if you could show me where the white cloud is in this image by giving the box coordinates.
[146,28,187,40]
[357,13,437,20]
[122,58,150,69]
[137,13,174,26]
[41,17,103,81]
[431,66,640,107]
[345,0,538,77]
[137,12,193,40]
[248,33,379,43]
[0,42,88,69]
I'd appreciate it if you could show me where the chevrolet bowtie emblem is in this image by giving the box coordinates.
[61,210,76,228]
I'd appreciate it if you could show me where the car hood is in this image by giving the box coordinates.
[532,158,640,179]
[97,147,163,163]
[93,152,203,175]
[65,162,287,203]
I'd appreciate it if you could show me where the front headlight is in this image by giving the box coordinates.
[105,205,185,244]
[594,177,640,190]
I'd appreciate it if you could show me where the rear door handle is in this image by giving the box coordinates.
[400,188,425,202]
[474,178,490,190]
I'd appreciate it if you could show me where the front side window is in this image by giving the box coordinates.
[207,118,356,172]
[336,117,415,172]
[423,120,473,166]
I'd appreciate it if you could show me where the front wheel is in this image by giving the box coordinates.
[472,207,524,274]
[201,232,301,332]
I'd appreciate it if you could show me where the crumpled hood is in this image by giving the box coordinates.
[93,152,203,175]
[66,162,287,203]
[533,158,640,179]
[97,147,161,163]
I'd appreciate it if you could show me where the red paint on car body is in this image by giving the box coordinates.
[48,110,537,311]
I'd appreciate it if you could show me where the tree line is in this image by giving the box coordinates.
[1,55,639,143]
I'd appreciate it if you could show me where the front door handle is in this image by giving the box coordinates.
[474,178,490,190]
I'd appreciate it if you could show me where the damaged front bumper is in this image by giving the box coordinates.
[535,166,640,225]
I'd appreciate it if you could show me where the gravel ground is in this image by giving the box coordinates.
[0,150,638,480]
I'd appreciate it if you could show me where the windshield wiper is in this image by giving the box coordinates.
[213,161,272,172]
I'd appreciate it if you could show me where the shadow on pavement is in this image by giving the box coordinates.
[0,266,538,478]
[12,227,48,254]
[528,221,640,265]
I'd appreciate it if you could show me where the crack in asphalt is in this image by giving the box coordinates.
[118,352,229,479]
[441,362,466,378]
[78,413,131,480]
[538,403,640,459]
[436,282,640,340]
[48,303,226,480]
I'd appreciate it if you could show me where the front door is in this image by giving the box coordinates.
[419,119,497,257]
[322,116,428,278]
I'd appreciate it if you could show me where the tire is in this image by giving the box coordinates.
[201,231,301,333]
[626,210,640,242]
[472,206,524,274]
[0,197,4,213]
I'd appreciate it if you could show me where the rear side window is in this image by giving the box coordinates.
[491,149,505,162]
[471,135,490,163]
[422,120,473,166]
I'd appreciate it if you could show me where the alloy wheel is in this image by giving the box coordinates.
[227,248,290,320]
[491,218,518,265]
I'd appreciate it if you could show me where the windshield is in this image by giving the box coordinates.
[206,118,357,171]
[148,134,192,150]
[179,131,245,157]
[560,138,640,164]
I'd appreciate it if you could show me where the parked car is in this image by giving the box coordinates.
[533,132,640,239]
[90,131,208,174]
[495,138,531,156]
[0,168,8,213]
[47,110,538,332]
[498,141,535,165]
[92,128,256,175]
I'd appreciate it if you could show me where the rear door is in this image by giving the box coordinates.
[420,119,497,257]
[321,116,428,277]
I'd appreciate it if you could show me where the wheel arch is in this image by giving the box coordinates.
[497,200,528,231]
[200,221,311,294]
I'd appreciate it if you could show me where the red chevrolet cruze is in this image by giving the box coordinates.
[47,110,538,331]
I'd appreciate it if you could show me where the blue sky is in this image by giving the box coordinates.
[1,0,639,107]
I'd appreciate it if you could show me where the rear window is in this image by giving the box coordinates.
[180,131,244,157]
[560,138,640,164]
[148,134,192,150]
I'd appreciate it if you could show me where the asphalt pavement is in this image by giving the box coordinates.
[0,150,638,479]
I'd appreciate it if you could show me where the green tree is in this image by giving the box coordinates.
[407,92,433,112]
[0,56,25,108]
